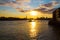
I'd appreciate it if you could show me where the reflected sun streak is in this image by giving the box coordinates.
[29,22,37,37]
[31,22,36,28]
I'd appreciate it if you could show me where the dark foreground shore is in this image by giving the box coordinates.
[48,20,60,26]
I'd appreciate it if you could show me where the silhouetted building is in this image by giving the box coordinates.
[48,8,60,25]
[53,8,60,21]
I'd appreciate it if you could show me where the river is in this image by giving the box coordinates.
[0,20,60,40]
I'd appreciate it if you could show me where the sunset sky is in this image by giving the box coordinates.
[0,0,60,18]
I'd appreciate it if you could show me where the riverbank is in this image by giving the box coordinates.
[48,20,60,26]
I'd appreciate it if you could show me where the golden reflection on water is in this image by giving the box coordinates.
[29,21,38,38]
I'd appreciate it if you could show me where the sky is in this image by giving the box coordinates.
[0,0,60,18]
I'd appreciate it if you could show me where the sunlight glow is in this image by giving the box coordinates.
[30,11,37,16]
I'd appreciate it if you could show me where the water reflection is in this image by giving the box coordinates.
[1,20,58,40]
[29,21,37,38]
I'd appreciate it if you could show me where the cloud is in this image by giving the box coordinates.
[38,1,60,11]
[0,0,60,12]
[16,0,30,3]
[0,0,31,11]
[0,0,9,3]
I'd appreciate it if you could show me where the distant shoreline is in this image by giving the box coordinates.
[0,19,52,21]
[0,17,52,21]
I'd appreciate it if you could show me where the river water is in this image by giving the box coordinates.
[0,20,60,40]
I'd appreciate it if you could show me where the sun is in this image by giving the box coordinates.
[30,11,37,16]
